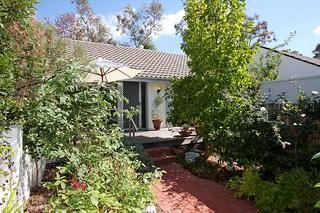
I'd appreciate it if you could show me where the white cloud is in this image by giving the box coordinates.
[153,9,185,39]
[314,25,320,36]
[99,9,185,41]
[99,14,123,39]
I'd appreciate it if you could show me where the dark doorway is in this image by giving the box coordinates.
[122,81,146,129]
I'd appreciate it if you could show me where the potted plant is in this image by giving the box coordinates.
[179,124,192,137]
[152,95,163,130]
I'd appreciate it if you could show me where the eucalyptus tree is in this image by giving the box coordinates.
[116,0,163,49]
[313,43,320,59]
[55,0,115,44]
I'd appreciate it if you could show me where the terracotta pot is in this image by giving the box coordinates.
[178,129,192,137]
[152,119,162,130]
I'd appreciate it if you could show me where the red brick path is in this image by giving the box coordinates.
[149,148,257,213]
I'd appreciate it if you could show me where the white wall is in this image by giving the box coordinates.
[146,82,170,130]
[259,48,320,103]
[259,48,320,80]
[0,126,45,211]
[262,76,320,103]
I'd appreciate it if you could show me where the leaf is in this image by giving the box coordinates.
[90,196,99,207]
[61,182,66,189]
[315,201,320,208]
[315,183,320,188]
[312,152,320,161]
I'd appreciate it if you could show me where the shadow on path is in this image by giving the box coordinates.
[153,163,257,213]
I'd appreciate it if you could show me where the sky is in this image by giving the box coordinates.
[36,0,320,57]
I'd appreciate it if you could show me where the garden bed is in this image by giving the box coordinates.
[26,167,57,212]
[175,151,237,185]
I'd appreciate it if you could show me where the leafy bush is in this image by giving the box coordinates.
[46,136,161,212]
[21,63,161,211]
[123,138,155,173]
[275,90,320,170]
[207,92,287,173]
[230,167,320,213]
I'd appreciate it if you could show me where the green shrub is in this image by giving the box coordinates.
[46,137,162,212]
[230,168,320,213]
[123,138,155,173]
[207,92,287,173]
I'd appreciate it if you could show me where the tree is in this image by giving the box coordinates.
[116,0,163,49]
[246,14,276,47]
[175,13,276,47]
[170,0,255,150]
[313,43,320,59]
[55,0,114,44]
[168,0,287,168]
[0,0,37,131]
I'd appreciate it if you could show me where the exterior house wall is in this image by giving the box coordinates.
[259,48,320,80]
[146,82,170,130]
[259,48,320,103]
[261,76,320,103]
[277,56,320,80]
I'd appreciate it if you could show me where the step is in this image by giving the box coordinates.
[141,138,184,149]
[153,155,176,167]
[146,147,173,158]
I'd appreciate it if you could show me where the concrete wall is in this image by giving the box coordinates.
[146,82,170,130]
[0,126,45,211]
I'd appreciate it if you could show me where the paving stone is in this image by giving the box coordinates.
[153,162,257,213]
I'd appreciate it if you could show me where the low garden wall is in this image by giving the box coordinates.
[0,126,46,211]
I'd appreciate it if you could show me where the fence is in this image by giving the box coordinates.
[267,104,320,146]
[0,126,46,211]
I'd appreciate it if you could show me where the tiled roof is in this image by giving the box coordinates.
[67,39,190,80]
[261,46,320,67]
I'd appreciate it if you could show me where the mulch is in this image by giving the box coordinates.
[26,167,57,213]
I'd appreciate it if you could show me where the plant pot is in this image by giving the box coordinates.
[178,129,192,137]
[152,119,162,130]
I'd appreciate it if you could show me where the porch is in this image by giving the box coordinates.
[124,128,203,148]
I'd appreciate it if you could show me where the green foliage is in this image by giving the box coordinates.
[167,76,199,126]
[0,1,160,211]
[0,0,37,131]
[151,94,163,120]
[208,92,286,171]
[248,48,281,90]
[2,184,26,213]
[230,167,320,213]
[15,24,160,210]
[312,152,320,208]
[46,136,161,212]
[123,138,155,173]
[276,89,320,169]
[169,0,256,144]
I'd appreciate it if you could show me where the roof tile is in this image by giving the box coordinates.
[67,39,190,80]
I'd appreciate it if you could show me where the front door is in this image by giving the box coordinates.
[122,81,146,129]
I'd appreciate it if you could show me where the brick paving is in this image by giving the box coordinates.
[148,147,258,213]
